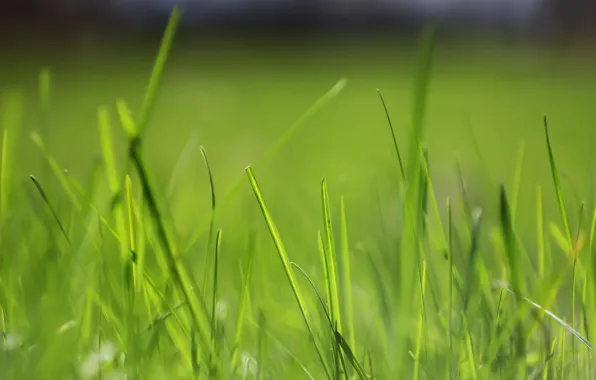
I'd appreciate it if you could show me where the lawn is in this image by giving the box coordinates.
[2,10,596,379]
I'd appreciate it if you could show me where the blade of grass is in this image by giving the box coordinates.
[339,196,356,354]
[211,228,222,344]
[291,262,369,380]
[499,185,527,376]
[98,106,128,260]
[30,175,70,245]
[136,6,181,135]
[321,178,342,335]
[0,91,23,225]
[398,24,436,370]
[537,185,546,279]
[246,166,331,379]
[231,229,256,369]
[201,146,217,299]
[544,115,572,245]
[510,140,525,226]
[376,89,405,181]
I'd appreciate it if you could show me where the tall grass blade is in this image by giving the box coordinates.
[246,166,331,379]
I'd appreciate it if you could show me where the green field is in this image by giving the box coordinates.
[2,13,596,379]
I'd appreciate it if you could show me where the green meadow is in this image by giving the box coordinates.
[2,8,596,379]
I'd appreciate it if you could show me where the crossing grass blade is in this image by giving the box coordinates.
[246,166,332,379]
[291,262,369,380]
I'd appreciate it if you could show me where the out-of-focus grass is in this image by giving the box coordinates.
[2,11,596,377]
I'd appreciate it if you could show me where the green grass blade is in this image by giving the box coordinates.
[397,24,436,370]
[510,140,525,226]
[321,178,342,335]
[232,230,257,368]
[318,230,333,321]
[291,262,369,380]
[339,196,356,354]
[211,228,222,343]
[500,185,524,295]
[0,91,22,225]
[30,132,82,211]
[499,185,527,373]
[201,146,217,298]
[128,136,218,375]
[246,166,331,379]
[537,185,546,279]
[136,6,181,135]
[377,89,405,181]
[30,175,70,245]
[544,115,572,244]
[98,106,128,259]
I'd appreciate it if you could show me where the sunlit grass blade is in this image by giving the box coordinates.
[321,178,342,335]
[136,6,181,135]
[377,89,405,181]
[544,115,572,244]
[30,175,70,245]
[339,196,356,354]
[245,166,331,379]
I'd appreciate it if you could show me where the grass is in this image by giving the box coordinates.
[2,6,596,379]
